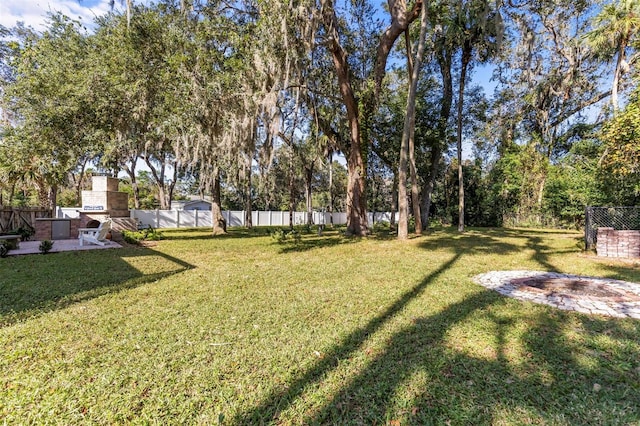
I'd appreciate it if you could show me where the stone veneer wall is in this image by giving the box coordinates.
[596,227,640,258]
[79,212,111,228]
[80,175,129,218]
[80,191,129,213]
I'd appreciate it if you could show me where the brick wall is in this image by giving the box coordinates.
[34,220,51,241]
[596,228,640,258]
[35,219,81,240]
[69,219,80,238]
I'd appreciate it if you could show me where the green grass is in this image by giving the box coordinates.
[1,227,640,424]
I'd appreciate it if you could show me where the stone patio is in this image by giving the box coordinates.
[474,270,640,319]
[6,239,121,256]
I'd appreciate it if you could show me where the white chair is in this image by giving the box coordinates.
[78,220,111,246]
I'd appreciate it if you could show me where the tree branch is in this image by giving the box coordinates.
[549,89,611,128]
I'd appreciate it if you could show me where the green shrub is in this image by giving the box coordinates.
[122,227,164,245]
[270,228,287,243]
[372,221,391,235]
[39,240,54,254]
[0,241,9,258]
[270,228,301,245]
[9,226,35,241]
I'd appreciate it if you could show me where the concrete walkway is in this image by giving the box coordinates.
[6,239,121,256]
[474,271,640,319]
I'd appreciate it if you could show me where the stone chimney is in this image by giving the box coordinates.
[79,175,129,226]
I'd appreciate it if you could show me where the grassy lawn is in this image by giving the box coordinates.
[2,227,640,424]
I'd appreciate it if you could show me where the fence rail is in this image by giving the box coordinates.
[57,207,393,229]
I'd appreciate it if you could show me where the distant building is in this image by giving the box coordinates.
[170,199,212,211]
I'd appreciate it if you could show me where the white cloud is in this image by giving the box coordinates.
[0,0,112,31]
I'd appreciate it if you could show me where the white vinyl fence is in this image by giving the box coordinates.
[57,207,393,229]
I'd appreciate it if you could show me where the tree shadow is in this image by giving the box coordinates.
[232,253,463,424]
[417,230,523,257]
[235,226,640,423]
[159,227,273,241]
[0,247,194,327]
[277,234,358,254]
[303,296,640,424]
[525,235,558,271]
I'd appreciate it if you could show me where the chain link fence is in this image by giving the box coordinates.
[585,206,640,249]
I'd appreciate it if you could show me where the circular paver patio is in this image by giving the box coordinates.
[473,271,640,319]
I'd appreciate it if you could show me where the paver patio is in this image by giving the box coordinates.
[6,239,121,256]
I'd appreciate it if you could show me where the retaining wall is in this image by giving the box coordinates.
[596,227,640,258]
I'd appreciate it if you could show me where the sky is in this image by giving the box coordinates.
[1,0,499,94]
[1,0,113,31]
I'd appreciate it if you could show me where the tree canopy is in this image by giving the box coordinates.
[1,0,638,236]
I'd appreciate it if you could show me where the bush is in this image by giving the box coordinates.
[39,240,54,254]
[372,221,391,235]
[0,241,9,258]
[270,228,287,243]
[9,226,35,241]
[270,228,302,245]
[122,227,164,245]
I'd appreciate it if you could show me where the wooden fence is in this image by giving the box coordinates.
[0,208,52,233]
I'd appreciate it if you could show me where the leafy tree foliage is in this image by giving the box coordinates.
[1,0,640,235]
[599,97,640,204]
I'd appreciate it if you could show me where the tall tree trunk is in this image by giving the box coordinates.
[144,154,171,210]
[457,44,472,233]
[398,0,428,239]
[345,149,368,236]
[124,154,140,209]
[421,46,453,228]
[167,161,178,209]
[409,134,422,234]
[74,158,89,206]
[321,0,421,236]
[305,165,314,225]
[131,175,140,209]
[48,185,57,212]
[8,182,15,205]
[244,156,252,228]
[323,8,368,235]
[390,172,398,230]
[289,147,296,229]
[420,144,441,228]
[211,165,226,235]
[612,39,628,113]
[328,151,334,226]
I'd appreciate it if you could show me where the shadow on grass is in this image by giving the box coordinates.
[159,227,272,241]
[0,247,194,327]
[232,252,462,424]
[236,226,640,423]
[420,228,584,272]
[418,229,523,257]
[240,279,640,423]
[305,307,640,424]
[277,233,358,254]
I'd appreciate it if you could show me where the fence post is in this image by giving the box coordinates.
[242,210,245,226]
[176,210,180,228]
[195,209,199,227]
[156,209,160,228]
[585,206,591,250]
